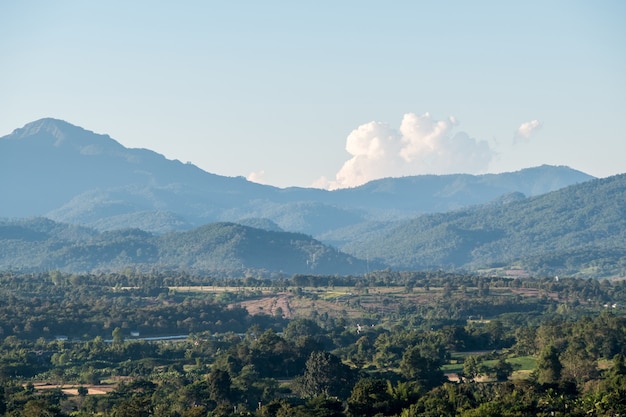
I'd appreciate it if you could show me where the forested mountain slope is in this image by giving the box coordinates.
[0,175,624,278]
[0,219,369,276]
[343,174,626,278]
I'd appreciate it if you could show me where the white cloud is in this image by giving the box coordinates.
[322,112,494,190]
[515,119,542,143]
[247,170,267,184]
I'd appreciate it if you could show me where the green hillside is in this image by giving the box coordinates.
[156,223,367,275]
[0,219,368,276]
[2,174,624,278]
[344,174,626,278]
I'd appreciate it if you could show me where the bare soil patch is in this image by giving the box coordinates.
[30,382,116,396]
[235,293,293,318]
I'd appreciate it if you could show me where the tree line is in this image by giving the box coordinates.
[1,271,626,415]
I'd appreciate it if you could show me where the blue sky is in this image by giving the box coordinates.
[1,1,624,188]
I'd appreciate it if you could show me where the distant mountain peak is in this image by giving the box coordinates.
[5,118,123,152]
[1,118,598,236]
[9,118,80,142]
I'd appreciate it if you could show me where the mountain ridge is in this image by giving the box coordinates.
[1,172,624,278]
[4,118,619,278]
[1,118,595,238]
[0,218,370,276]
[341,173,626,278]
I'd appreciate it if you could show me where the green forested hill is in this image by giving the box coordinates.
[155,223,368,275]
[0,219,368,276]
[2,175,624,278]
[343,174,626,277]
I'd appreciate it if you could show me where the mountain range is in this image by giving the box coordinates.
[345,173,626,277]
[2,118,622,278]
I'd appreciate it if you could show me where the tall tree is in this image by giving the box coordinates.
[462,355,483,382]
[400,345,445,388]
[560,339,597,385]
[112,327,123,345]
[346,378,393,417]
[294,351,356,399]
[535,345,563,385]
[207,369,232,404]
[492,358,514,382]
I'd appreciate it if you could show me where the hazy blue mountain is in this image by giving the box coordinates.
[1,118,595,238]
[0,118,272,221]
[342,174,626,278]
[0,118,623,279]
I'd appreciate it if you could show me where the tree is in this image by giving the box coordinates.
[112,397,152,417]
[112,327,123,344]
[181,405,208,417]
[386,380,422,415]
[610,353,626,378]
[400,345,445,388]
[207,368,232,404]
[305,395,345,417]
[589,354,626,416]
[492,358,513,382]
[20,399,61,417]
[249,329,294,377]
[294,351,356,399]
[535,345,562,385]
[462,355,484,382]
[560,339,597,385]
[513,326,537,356]
[346,378,393,417]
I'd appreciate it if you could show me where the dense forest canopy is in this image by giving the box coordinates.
[0,220,370,276]
[1,270,626,416]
